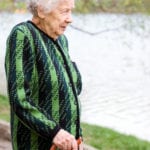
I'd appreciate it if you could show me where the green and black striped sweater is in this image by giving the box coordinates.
[5,21,82,150]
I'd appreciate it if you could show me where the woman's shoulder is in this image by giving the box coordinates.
[8,21,36,40]
[10,21,29,33]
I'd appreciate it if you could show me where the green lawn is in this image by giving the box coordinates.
[82,123,150,150]
[0,94,10,122]
[1,94,150,150]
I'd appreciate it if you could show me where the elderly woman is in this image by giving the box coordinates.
[5,0,83,150]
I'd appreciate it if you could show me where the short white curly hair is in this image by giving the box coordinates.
[27,0,60,16]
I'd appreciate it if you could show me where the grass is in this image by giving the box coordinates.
[0,94,10,122]
[1,94,150,149]
[82,123,150,150]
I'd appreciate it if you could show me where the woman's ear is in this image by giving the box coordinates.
[37,5,46,19]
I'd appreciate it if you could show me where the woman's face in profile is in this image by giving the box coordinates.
[43,0,74,38]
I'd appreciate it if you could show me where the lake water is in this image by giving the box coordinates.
[1,12,150,141]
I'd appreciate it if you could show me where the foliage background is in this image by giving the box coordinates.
[75,0,149,13]
[0,0,150,14]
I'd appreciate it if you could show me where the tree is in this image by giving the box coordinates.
[123,0,142,7]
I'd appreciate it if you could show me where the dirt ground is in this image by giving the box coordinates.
[0,140,12,150]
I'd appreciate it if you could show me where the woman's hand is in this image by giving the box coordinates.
[52,129,78,150]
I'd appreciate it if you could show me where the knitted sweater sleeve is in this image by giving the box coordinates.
[5,27,61,140]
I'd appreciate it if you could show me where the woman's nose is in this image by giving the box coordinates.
[66,13,73,23]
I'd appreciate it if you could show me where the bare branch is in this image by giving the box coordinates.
[70,24,124,35]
